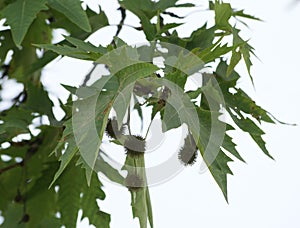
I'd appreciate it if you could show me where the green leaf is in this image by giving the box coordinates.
[94,152,125,185]
[61,84,78,95]
[56,160,82,228]
[215,60,240,82]
[23,82,55,122]
[56,157,109,228]
[199,43,233,64]
[186,24,215,51]
[25,8,108,76]
[70,61,156,183]
[195,108,232,201]
[145,187,153,228]
[159,23,183,35]
[59,76,117,184]
[229,111,273,159]
[233,10,262,21]
[25,163,59,227]
[114,63,159,127]
[0,30,16,64]
[35,35,106,61]
[6,13,52,80]
[139,12,157,41]
[216,61,274,159]
[1,0,48,47]
[0,107,33,143]
[186,88,202,100]
[49,6,108,39]
[50,134,79,187]
[119,0,155,18]
[0,162,23,211]
[1,127,62,227]
[47,0,91,32]
[123,155,153,228]
[224,89,275,124]
[155,0,179,11]
[35,43,101,61]
[209,149,233,201]
[214,1,232,31]
[158,77,201,133]
[133,95,144,124]
[164,70,187,89]
[232,28,256,81]
[80,172,110,227]
[0,203,24,227]
[162,102,181,131]
[227,48,242,77]
[222,134,245,162]
[130,188,153,228]
[64,36,106,54]
[37,217,62,228]
[160,30,187,48]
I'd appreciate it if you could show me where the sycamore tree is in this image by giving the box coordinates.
[0,0,280,227]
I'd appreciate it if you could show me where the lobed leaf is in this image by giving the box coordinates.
[1,0,48,47]
[47,0,91,32]
[214,0,232,31]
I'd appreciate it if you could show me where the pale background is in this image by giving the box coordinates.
[3,0,300,227]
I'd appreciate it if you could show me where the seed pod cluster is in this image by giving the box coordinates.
[105,118,125,139]
[178,133,198,166]
[124,135,145,158]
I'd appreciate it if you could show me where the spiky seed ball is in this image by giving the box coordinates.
[178,133,198,166]
[178,149,198,166]
[124,135,145,157]
[105,118,125,139]
[125,174,144,192]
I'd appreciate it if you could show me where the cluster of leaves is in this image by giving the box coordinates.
[0,0,110,227]
[0,0,277,227]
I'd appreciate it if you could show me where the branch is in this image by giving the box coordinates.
[115,7,127,38]
[111,7,127,47]
[0,138,42,175]
[81,63,97,86]
[0,161,24,175]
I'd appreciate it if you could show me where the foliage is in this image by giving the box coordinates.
[0,0,278,227]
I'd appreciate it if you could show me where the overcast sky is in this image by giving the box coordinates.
[38,0,300,227]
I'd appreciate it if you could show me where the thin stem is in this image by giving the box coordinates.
[110,7,127,47]
[156,10,161,33]
[145,117,155,139]
[81,63,97,86]
[109,23,141,30]
[115,7,126,37]
[127,104,132,135]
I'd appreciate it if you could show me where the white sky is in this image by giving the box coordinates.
[8,0,300,227]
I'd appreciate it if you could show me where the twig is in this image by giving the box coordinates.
[0,138,42,175]
[127,104,132,135]
[115,7,127,38]
[81,7,127,86]
[81,62,97,86]
[110,7,127,47]
[0,161,24,175]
